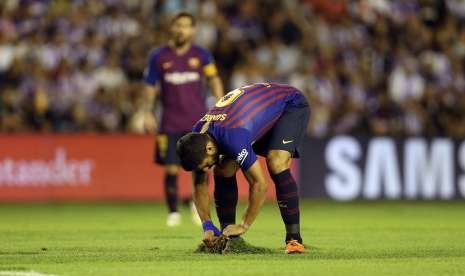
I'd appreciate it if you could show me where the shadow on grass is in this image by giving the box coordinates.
[0,251,41,255]
[0,267,28,271]
[2,245,463,264]
[278,246,465,260]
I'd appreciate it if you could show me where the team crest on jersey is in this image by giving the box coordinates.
[162,62,173,69]
[188,57,200,68]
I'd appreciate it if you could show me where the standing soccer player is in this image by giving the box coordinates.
[143,12,224,227]
[176,82,310,253]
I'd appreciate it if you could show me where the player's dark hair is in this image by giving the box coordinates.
[171,11,196,26]
[176,132,209,171]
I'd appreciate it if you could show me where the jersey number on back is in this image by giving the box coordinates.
[215,88,244,107]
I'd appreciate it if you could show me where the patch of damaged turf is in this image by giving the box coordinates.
[195,237,274,254]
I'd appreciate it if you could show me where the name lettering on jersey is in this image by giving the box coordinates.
[200,113,227,122]
[236,149,249,166]
[164,71,200,85]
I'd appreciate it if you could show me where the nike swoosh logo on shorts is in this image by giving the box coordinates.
[282,139,293,144]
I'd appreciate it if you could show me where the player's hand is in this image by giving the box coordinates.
[202,220,221,247]
[222,224,248,237]
[203,230,218,247]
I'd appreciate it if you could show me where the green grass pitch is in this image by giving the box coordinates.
[1,201,465,276]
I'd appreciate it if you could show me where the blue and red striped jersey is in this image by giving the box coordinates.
[143,44,218,133]
[192,83,307,170]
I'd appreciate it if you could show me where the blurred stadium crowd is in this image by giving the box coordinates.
[1,0,465,136]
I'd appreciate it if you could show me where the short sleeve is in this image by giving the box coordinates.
[220,128,257,171]
[143,49,161,85]
[197,47,218,77]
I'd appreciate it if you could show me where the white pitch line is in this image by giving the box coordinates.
[0,271,63,276]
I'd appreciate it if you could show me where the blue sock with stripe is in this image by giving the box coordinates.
[270,169,302,244]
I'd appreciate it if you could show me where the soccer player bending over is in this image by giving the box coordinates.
[177,83,310,254]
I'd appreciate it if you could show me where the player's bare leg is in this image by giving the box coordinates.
[213,158,239,230]
[165,164,182,227]
[267,149,304,254]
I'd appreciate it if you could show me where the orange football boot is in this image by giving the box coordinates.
[285,239,305,254]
